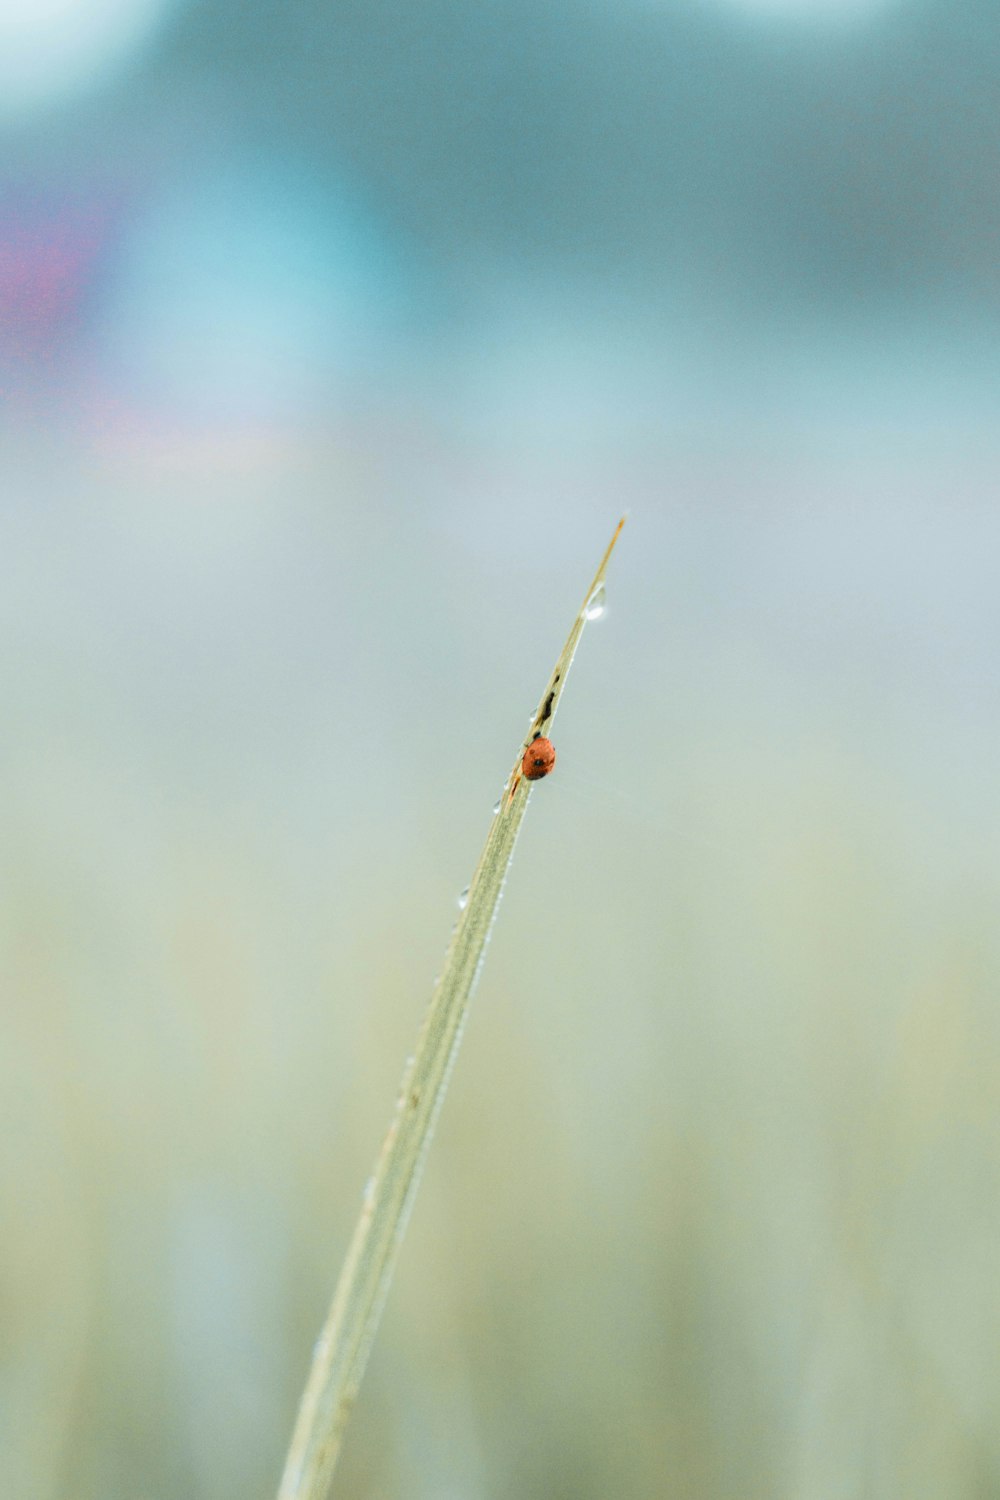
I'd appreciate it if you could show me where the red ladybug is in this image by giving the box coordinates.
[522,737,556,781]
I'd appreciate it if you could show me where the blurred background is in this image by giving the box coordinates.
[2,0,1000,1496]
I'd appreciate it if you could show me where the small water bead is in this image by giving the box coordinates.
[584,584,606,621]
[457,887,469,910]
[493,798,502,814]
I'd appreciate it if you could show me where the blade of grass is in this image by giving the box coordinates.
[277,517,627,1500]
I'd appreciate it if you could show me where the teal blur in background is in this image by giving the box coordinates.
[2,1,999,1496]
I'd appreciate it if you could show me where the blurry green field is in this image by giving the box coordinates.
[3,442,998,1499]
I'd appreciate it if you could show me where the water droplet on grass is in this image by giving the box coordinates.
[584,584,606,621]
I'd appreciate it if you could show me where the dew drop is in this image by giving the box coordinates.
[457,887,469,910]
[585,584,606,621]
[493,799,502,814]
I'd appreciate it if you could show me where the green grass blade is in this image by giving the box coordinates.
[277,517,627,1500]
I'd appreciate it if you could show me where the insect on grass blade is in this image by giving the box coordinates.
[277,516,627,1500]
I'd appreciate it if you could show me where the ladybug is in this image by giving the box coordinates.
[522,736,556,781]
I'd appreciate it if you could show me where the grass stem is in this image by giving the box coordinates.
[277,517,626,1500]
